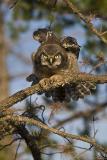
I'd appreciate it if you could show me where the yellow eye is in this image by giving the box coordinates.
[43,54,48,59]
[55,54,60,59]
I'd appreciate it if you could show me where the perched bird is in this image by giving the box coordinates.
[27,29,96,102]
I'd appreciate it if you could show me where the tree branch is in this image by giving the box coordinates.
[1,115,107,155]
[63,0,107,44]
[0,72,107,111]
[15,125,41,160]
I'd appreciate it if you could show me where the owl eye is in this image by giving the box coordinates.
[42,53,48,59]
[55,54,61,59]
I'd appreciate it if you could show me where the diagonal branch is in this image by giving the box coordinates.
[0,72,107,111]
[1,115,107,155]
[63,0,107,44]
[16,125,41,160]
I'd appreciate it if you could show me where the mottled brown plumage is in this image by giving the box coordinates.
[32,43,69,80]
[61,36,80,58]
[27,29,96,102]
[33,28,60,45]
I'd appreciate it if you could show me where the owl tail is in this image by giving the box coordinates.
[52,87,66,102]
[71,82,96,100]
[45,87,71,102]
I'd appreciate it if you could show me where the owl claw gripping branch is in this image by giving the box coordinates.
[26,28,96,102]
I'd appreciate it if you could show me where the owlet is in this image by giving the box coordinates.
[27,29,96,102]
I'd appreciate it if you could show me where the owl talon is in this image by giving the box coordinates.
[50,75,64,84]
[39,78,49,89]
[26,74,39,85]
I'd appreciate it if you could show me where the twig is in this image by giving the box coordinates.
[54,102,107,128]
[89,61,107,73]
[14,139,21,160]
[0,115,107,155]
[41,151,63,155]
[63,0,107,44]
[9,0,19,9]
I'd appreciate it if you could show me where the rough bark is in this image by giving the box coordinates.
[0,7,9,100]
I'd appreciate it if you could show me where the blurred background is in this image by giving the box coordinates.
[1,0,107,159]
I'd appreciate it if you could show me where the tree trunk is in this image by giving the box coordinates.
[0,7,9,100]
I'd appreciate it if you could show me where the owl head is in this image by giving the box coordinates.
[32,43,68,69]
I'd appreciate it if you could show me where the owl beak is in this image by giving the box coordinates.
[49,58,53,64]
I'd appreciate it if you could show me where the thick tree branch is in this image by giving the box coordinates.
[16,125,41,160]
[0,72,107,111]
[1,115,107,155]
[63,0,107,44]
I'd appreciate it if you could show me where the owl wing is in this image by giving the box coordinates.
[61,36,80,59]
[33,28,60,45]
[33,28,50,43]
[66,82,96,101]
[44,81,96,102]
[63,54,96,101]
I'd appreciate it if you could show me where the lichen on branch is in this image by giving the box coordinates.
[0,72,107,111]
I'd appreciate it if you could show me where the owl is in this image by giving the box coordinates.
[27,29,96,102]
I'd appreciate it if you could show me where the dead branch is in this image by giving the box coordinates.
[63,0,107,44]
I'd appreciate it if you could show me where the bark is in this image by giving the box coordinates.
[0,7,9,100]
[16,125,42,160]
